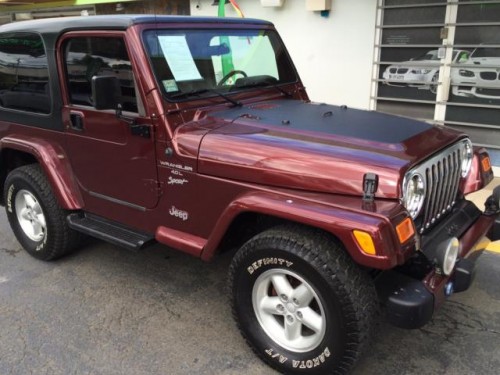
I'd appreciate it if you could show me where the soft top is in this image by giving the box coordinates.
[0,14,272,34]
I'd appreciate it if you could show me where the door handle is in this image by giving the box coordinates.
[130,123,151,138]
[70,112,84,131]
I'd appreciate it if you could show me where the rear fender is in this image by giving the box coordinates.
[0,136,83,210]
[201,191,401,269]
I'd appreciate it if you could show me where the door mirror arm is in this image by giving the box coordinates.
[116,104,150,138]
[115,104,136,125]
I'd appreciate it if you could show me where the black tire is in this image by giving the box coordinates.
[229,225,378,375]
[430,72,439,94]
[4,164,80,260]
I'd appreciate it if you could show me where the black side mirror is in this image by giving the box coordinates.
[91,75,121,110]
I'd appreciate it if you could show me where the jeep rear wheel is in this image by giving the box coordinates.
[4,164,80,260]
[229,225,378,374]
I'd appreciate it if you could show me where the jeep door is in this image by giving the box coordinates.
[60,32,159,211]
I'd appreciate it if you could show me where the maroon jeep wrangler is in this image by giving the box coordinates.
[0,15,499,374]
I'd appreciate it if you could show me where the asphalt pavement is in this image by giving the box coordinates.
[0,209,499,375]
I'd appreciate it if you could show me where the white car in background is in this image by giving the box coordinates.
[383,49,470,94]
[451,47,500,100]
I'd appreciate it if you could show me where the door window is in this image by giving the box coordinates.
[64,36,138,113]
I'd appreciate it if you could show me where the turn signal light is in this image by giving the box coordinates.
[481,156,491,172]
[396,217,415,244]
[353,230,376,255]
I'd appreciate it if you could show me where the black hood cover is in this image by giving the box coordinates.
[215,100,434,144]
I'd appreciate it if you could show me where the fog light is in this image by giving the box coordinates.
[437,237,459,276]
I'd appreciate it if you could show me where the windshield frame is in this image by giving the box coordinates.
[141,26,300,103]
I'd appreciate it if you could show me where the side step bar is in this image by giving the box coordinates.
[67,213,155,251]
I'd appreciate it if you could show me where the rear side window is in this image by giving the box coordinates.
[64,37,138,113]
[0,33,51,114]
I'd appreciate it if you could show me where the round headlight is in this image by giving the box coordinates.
[461,139,473,178]
[404,173,426,218]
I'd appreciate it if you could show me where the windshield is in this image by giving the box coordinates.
[472,47,500,58]
[143,28,297,101]
[414,50,439,61]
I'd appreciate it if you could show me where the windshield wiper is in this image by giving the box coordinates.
[169,88,242,107]
[234,81,293,97]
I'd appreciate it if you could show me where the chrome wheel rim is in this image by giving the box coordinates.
[252,269,326,352]
[15,189,46,243]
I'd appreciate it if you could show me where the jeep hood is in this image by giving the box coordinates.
[197,100,464,199]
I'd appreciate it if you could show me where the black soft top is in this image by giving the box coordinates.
[0,15,272,35]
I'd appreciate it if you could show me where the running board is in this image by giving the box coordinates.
[67,213,155,251]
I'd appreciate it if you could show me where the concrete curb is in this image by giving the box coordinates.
[486,241,500,254]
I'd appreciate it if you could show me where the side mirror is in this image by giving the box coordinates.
[91,75,121,110]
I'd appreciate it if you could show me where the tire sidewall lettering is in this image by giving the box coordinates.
[235,249,343,372]
[247,257,293,275]
[265,346,331,369]
[6,184,15,213]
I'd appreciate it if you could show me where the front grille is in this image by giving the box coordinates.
[397,68,409,74]
[406,141,465,234]
[480,71,497,80]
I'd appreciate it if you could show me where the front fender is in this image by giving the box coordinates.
[0,135,83,210]
[201,190,407,269]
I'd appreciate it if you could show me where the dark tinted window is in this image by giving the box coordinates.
[0,33,50,114]
[64,37,137,112]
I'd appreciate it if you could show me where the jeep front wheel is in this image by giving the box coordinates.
[229,225,377,374]
[4,164,80,260]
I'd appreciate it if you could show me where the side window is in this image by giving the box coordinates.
[64,37,138,113]
[0,33,51,114]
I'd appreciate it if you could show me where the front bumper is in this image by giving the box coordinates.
[376,192,499,329]
[489,215,500,241]
[452,85,500,100]
[376,258,475,329]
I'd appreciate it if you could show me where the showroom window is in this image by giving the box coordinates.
[372,0,500,163]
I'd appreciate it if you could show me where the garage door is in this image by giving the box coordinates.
[372,0,500,165]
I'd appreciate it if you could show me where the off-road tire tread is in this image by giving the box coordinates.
[228,224,378,375]
[5,164,80,260]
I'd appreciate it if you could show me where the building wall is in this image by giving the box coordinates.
[97,0,189,15]
[190,0,377,110]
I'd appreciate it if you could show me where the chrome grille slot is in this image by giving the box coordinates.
[404,141,466,233]
[442,154,453,212]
